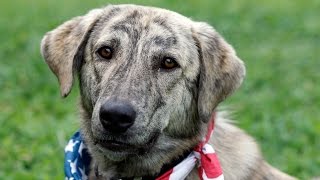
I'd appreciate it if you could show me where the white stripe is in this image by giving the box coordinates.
[193,151,200,159]
[169,154,197,180]
[209,131,214,139]
[202,144,215,154]
[202,171,224,180]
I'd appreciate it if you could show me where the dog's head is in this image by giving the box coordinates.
[41,4,245,176]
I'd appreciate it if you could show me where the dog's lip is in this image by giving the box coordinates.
[96,139,133,152]
[94,131,160,153]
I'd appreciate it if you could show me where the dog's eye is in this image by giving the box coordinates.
[97,46,113,59]
[161,57,178,70]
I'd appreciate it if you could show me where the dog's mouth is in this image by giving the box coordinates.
[94,131,160,154]
[96,139,133,152]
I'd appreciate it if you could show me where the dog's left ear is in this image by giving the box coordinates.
[193,22,246,123]
[40,9,103,97]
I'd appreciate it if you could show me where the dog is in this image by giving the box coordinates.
[41,4,297,180]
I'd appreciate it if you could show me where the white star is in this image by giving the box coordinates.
[79,167,88,180]
[65,139,79,153]
[78,142,84,156]
[68,158,78,174]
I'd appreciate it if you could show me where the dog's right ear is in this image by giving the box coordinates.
[40,9,103,97]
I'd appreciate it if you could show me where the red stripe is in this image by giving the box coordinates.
[156,168,173,180]
[201,153,223,178]
[205,113,215,143]
[198,166,204,180]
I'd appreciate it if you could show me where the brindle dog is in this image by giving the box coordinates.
[41,4,296,180]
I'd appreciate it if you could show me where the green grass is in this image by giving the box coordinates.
[0,0,319,179]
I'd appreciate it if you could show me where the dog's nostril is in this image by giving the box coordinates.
[99,100,136,133]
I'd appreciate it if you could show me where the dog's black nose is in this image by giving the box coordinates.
[99,100,136,133]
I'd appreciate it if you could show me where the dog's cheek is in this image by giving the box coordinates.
[147,107,171,135]
[164,83,200,138]
[79,63,100,113]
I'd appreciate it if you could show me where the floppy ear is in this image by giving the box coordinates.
[40,9,103,97]
[193,22,246,123]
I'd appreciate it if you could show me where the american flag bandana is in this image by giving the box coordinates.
[64,115,223,180]
[64,131,91,180]
[155,116,224,180]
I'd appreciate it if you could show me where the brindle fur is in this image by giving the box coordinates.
[41,4,296,180]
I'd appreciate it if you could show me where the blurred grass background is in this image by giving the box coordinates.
[0,0,319,179]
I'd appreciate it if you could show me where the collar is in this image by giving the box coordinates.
[64,113,224,180]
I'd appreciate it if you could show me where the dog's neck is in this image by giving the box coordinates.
[93,149,192,179]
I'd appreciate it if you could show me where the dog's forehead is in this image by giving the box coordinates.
[105,5,193,28]
[93,5,194,45]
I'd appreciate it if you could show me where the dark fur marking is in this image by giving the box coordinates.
[191,28,203,91]
[111,67,126,93]
[73,18,101,74]
[89,7,122,43]
[79,73,94,113]
[212,36,227,68]
[214,79,221,89]
[79,91,91,113]
[126,9,141,20]
[112,18,143,68]
[153,17,175,37]
[184,80,198,111]
[154,80,165,111]
[110,60,139,98]
[186,79,198,101]
[118,28,142,73]
[107,6,122,18]
[153,17,167,27]
[142,79,152,108]
[115,9,141,29]
[166,75,182,93]
[152,36,177,48]
[93,64,102,83]
[149,95,165,125]
[191,29,203,62]
[112,24,131,36]
[42,37,50,61]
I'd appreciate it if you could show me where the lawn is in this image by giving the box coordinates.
[0,0,319,179]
